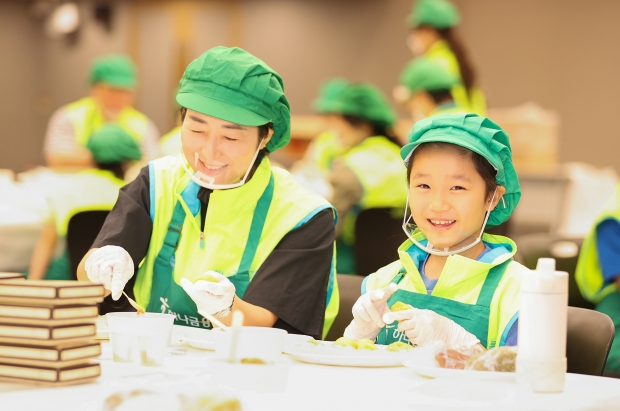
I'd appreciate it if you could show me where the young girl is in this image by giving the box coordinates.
[344,113,523,350]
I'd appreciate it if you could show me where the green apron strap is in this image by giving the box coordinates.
[389,267,406,286]
[154,201,186,268]
[237,172,275,276]
[476,259,512,308]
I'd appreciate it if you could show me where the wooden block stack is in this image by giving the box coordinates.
[0,274,104,385]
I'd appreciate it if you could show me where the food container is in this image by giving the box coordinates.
[214,326,287,363]
[106,312,175,366]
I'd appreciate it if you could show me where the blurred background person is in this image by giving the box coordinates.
[290,79,348,199]
[43,54,160,168]
[575,183,620,376]
[395,57,466,121]
[405,0,486,115]
[326,83,408,274]
[29,124,141,280]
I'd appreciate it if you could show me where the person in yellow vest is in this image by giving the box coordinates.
[43,54,160,168]
[290,79,348,199]
[344,113,524,352]
[29,124,140,281]
[404,0,486,115]
[159,126,182,158]
[326,83,409,274]
[76,47,339,339]
[395,57,467,121]
[575,184,620,375]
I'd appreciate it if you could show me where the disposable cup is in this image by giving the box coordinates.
[214,327,287,363]
[106,312,175,365]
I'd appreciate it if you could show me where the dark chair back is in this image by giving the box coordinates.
[515,233,593,309]
[567,306,615,375]
[67,210,136,314]
[353,208,407,277]
[66,210,110,279]
[325,274,364,341]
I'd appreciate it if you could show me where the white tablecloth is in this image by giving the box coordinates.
[0,339,619,411]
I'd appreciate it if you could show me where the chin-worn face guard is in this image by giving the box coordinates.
[181,138,264,190]
[402,189,498,256]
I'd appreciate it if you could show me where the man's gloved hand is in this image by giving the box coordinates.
[85,246,134,301]
[180,271,235,318]
[382,308,480,348]
[343,283,398,341]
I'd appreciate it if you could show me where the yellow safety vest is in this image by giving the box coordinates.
[340,136,409,244]
[425,40,487,116]
[65,97,149,147]
[575,183,620,303]
[43,169,125,280]
[364,233,524,348]
[160,126,182,158]
[307,131,344,173]
[134,155,340,337]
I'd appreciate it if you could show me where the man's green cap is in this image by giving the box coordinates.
[407,0,460,29]
[313,78,348,113]
[401,113,521,227]
[329,83,396,127]
[87,123,142,164]
[176,46,290,152]
[400,57,458,96]
[89,55,137,89]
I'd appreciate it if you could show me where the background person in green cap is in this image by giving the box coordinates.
[395,57,466,121]
[29,124,140,281]
[324,83,408,275]
[77,46,339,340]
[290,78,349,199]
[43,54,160,168]
[344,113,525,353]
[405,0,487,116]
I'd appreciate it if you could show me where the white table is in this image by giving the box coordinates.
[0,339,619,411]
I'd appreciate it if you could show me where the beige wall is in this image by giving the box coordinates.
[1,0,619,173]
[0,2,45,171]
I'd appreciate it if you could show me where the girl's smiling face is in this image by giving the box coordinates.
[407,143,505,253]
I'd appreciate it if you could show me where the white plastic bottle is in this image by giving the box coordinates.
[516,258,568,393]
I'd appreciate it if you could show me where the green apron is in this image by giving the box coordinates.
[595,291,620,374]
[377,259,511,348]
[145,174,275,328]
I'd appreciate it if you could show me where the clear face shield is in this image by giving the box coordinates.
[181,137,264,190]
[401,189,499,257]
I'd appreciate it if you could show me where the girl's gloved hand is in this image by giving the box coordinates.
[180,272,235,318]
[85,245,134,301]
[382,308,480,348]
[343,283,398,341]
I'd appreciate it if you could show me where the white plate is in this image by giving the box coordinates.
[175,326,218,350]
[95,330,109,340]
[404,362,516,382]
[289,344,404,367]
[185,337,216,351]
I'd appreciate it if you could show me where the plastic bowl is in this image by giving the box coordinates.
[214,327,287,363]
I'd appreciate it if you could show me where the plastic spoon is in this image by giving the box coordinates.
[228,310,244,363]
[199,310,229,330]
[122,291,145,315]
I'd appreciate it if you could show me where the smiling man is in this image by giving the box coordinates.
[76,47,339,339]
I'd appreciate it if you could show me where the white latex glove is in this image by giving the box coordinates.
[180,271,235,318]
[382,308,480,348]
[85,245,134,301]
[343,283,398,341]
